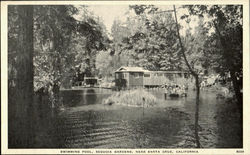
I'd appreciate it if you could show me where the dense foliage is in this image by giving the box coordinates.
[119,5,184,71]
[183,5,243,105]
[9,5,109,107]
[8,4,243,107]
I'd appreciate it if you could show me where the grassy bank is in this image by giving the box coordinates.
[102,89,157,107]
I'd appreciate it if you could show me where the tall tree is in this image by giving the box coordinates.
[33,5,109,107]
[33,5,78,107]
[8,5,34,147]
[8,5,109,147]
[184,5,243,108]
[119,5,183,71]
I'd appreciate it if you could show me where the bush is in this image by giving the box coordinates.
[103,89,157,107]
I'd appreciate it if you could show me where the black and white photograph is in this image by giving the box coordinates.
[1,1,249,154]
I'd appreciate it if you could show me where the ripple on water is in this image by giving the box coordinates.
[44,89,242,148]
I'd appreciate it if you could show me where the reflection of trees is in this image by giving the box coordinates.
[60,90,84,107]
[215,100,242,148]
[85,89,97,104]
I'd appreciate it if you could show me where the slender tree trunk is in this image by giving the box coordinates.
[49,24,62,109]
[173,5,201,148]
[15,5,34,147]
[194,75,201,148]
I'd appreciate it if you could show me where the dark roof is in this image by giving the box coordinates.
[115,66,148,72]
[115,66,189,74]
[147,71,189,74]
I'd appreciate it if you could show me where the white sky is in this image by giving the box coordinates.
[82,5,204,37]
[87,5,130,34]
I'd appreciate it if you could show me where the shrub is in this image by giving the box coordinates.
[103,89,157,107]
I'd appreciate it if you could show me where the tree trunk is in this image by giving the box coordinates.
[14,5,34,147]
[230,70,242,110]
[194,75,201,148]
[173,5,201,148]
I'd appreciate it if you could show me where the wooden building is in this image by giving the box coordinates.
[115,67,145,88]
[114,66,190,88]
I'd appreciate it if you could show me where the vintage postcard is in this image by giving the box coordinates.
[1,0,250,154]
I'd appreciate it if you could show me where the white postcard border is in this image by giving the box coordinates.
[1,0,249,154]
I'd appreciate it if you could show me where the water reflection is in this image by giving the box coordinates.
[60,90,84,107]
[61,88,112,107]
[215,99,243,148]
[85,89,97,105]
[8,88,243,148]
[194,89,201,148]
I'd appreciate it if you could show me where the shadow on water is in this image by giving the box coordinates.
[194,90,201,148]
[215,98,243,148]
[52,106,190,148]
[8,88,243,148]
[85,89,97,105]
[60,90,84,107]
[8,89,61,148]
[31,95,62,148]
[60,88,110,107]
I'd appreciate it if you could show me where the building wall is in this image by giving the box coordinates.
[144,72,169,86]
[115,72,130,87]
[115,71,192,88]
[144,72,191,87]
[128,72,143,88]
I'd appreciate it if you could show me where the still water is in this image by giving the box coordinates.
[35,88,242,148]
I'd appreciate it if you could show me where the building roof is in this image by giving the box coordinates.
[115,66,148,72]
[115,66,189,74]
[147,70,189,74]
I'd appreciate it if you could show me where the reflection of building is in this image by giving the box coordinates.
[114,66,190,88]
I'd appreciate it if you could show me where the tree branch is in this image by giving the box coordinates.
[173,5,197,77]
